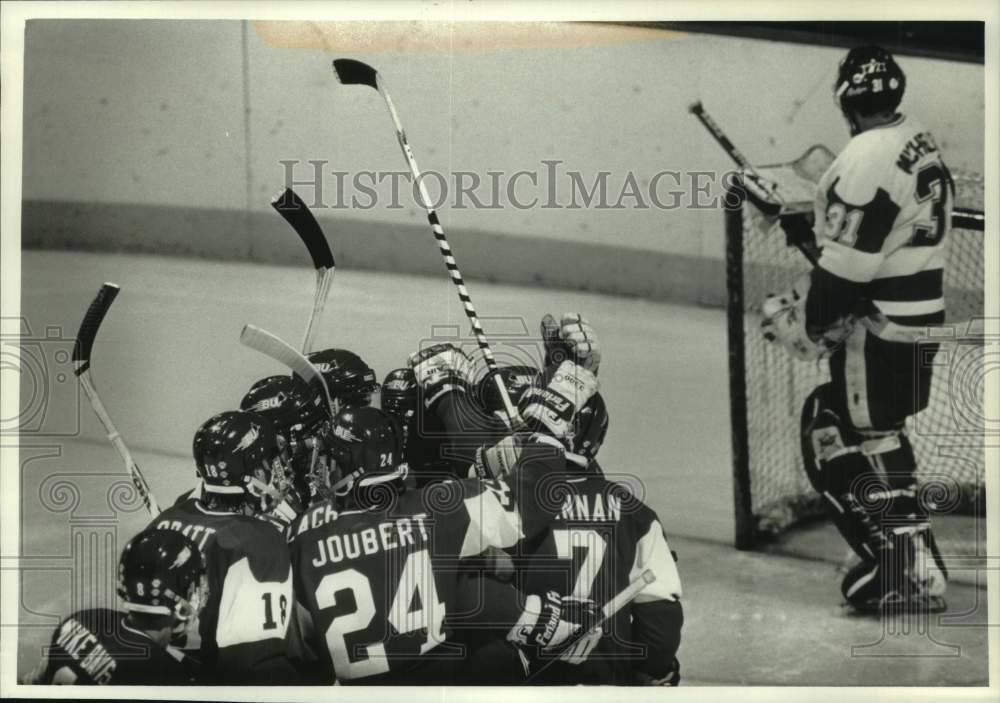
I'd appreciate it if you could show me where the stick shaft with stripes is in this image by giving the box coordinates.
[333,59,521,428]
[72,283,161,516]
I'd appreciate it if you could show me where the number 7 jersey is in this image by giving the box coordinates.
[813,115,954,332]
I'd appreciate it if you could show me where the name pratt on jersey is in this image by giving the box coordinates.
[896,131,939,174]
[54,618,116,684]
[154,520,217,552]
[305,512,431,567]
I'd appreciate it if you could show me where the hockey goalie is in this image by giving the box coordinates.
[740,46,952,614]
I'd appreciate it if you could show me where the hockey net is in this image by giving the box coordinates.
[727,145,986,549]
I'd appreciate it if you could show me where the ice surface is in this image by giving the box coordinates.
[12,251,988,684]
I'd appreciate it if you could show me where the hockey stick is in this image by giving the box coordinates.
[524,569,657,684]
[271,188,336,354]
[72,283,161,516]
[332,58,522,429]
[239,324,334,411]
[688,101,820,266]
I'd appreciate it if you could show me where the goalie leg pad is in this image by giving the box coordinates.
[800,384,887,561]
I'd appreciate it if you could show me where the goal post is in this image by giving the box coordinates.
[725,146,986,550]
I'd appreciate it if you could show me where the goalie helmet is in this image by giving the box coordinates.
[117,529,207,622]
[834,46,906,134]
[566,392,609,468]
[307,348,379,409]
[326,406,406,500]
[192,410,286,506]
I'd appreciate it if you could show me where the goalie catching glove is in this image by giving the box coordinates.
[507,591,599,653]
[761,273,853,361]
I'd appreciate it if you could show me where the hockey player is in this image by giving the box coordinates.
[145,410,296,682]
[286,362,602,685]
[241,374,331,508]
[307,348,380,410]
[28,529,206,685]
[407,312,603,480]
[494,396,681,685]
[742,46,950,613]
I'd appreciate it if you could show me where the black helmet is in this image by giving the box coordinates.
[834,46,905,134]
[381,368,418,421]
[566,392,609,468]
[307,348,379,409]
[192,410,284,503]
[241,375,328,444]
[327,406,406,495]
[117,529,207,621]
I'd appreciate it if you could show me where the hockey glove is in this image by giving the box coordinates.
[473,431,566,478]
[541,313,602,373]
[408,343,473,409]
[779,211,818,252]
[760,274,853,361]
[507,591,599,651]
[738,170,783,218]
[519,360,599,444]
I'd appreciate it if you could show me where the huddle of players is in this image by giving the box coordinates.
[32,313,683,686]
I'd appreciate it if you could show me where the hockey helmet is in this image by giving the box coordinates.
[834,46,906,134]
[117,529,207,622]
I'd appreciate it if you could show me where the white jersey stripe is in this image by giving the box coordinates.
[873,298,945,315]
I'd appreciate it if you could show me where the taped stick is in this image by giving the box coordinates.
[271,188,336,354]
[333,58,522,432]
[73,283,160,516]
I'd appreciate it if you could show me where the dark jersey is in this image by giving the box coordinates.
[287,437,562,684]
[145,499,293,683]
[514,475,683,684]
[38,608,199,685]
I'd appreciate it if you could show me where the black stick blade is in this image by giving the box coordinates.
[333,58,378,88]
[272,188,335,269]
[687,101,704,115]
[72,283,120,375]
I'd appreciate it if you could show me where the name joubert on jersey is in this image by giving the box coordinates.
[296,504,431,567]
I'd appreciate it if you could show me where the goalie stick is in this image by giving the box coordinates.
[271,188,336,354]
[72,283,161,516]
[688,101,820,266]
[332,58,522,431]
[524,569,657,684]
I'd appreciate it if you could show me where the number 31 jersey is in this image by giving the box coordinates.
[813,115,954,333]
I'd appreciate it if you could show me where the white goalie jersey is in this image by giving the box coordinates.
[812,115,954,337]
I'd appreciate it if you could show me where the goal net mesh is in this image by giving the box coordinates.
[728,146,985,543]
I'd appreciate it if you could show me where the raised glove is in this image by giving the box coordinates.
[541,313,601,373]
[519,360,598,443]
[408,343,473,408]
